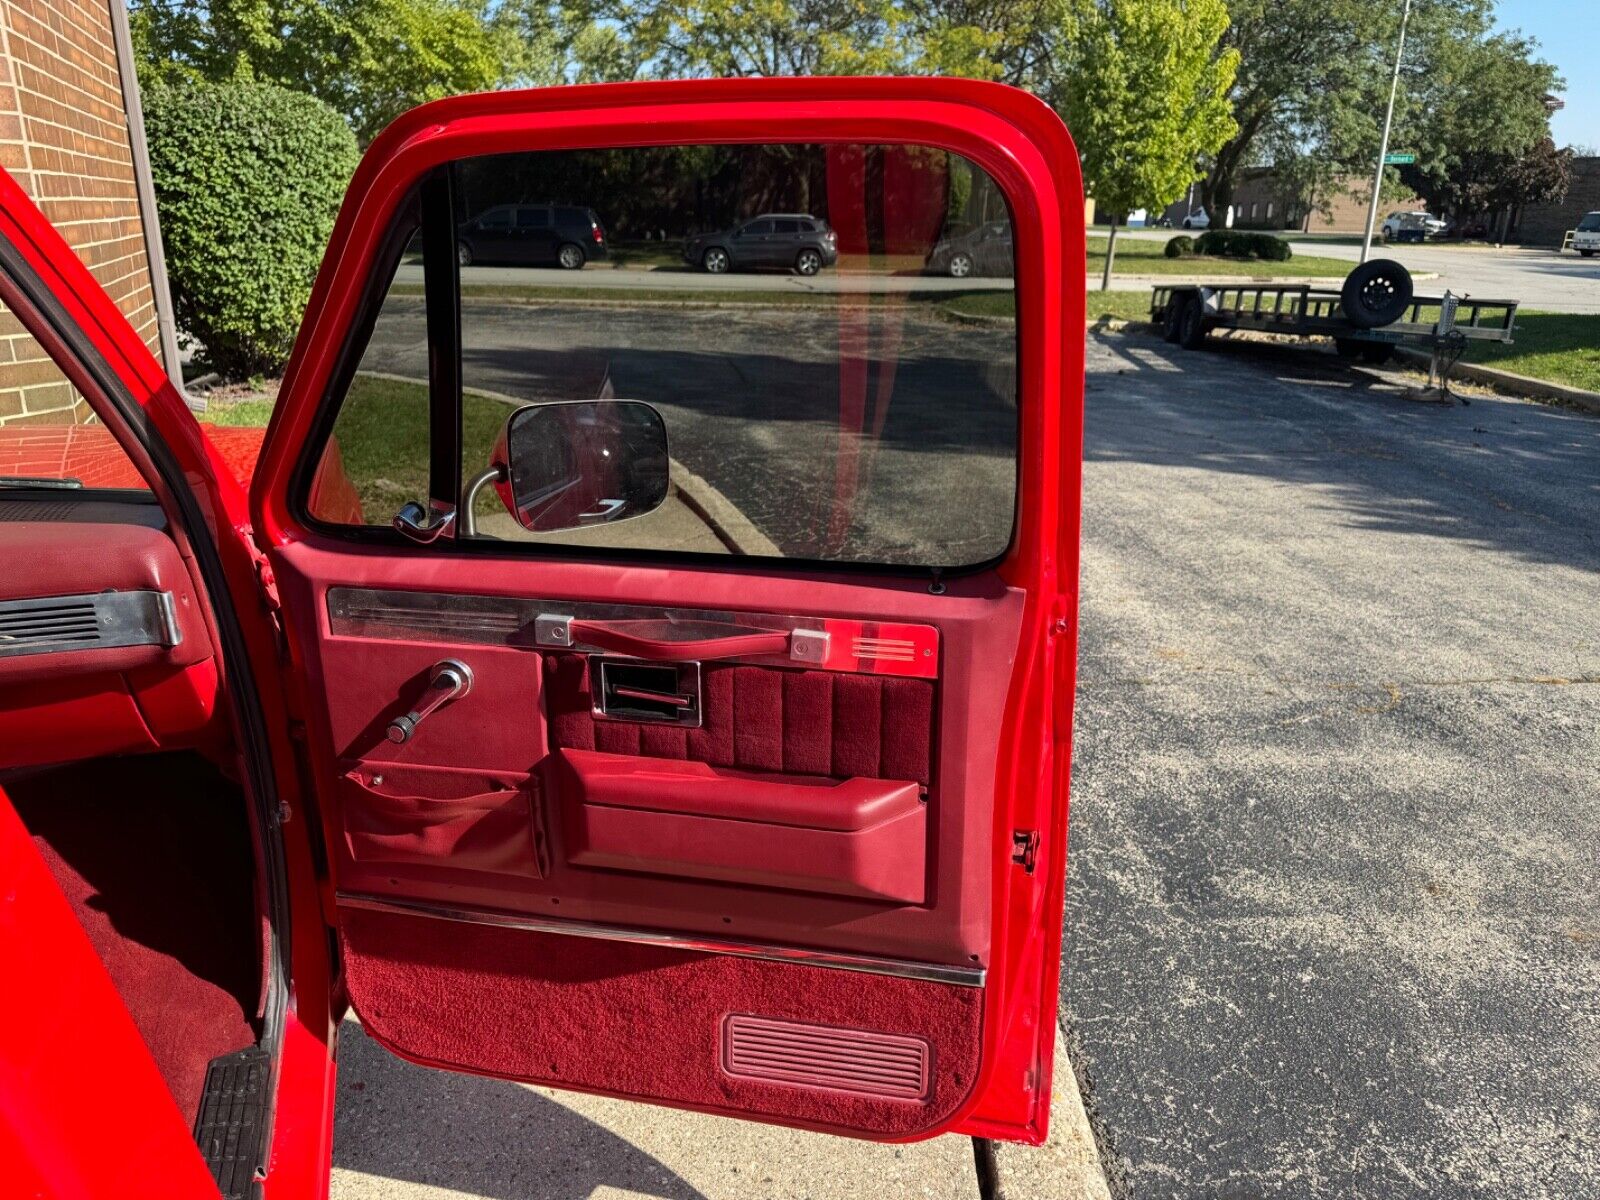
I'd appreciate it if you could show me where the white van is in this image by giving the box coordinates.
[1572,211,1600,256]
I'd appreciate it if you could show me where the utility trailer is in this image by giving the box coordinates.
[1149,259,1518,392]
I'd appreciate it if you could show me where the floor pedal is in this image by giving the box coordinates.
[193,1046,270,1199]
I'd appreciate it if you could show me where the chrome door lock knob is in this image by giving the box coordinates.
[386,659,473,744]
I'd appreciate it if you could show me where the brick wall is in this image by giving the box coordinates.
[1517,157,1600,248]
[0,0,159,426]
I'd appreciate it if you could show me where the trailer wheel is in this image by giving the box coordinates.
[1162,298,1184,342]
[1176,296,1208,349]
[1340,259,1413,328]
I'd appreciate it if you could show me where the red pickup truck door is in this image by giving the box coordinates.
[0,74,1082,1154]
[253,77,1084,1145]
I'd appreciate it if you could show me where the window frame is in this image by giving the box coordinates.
[291,142,1026,580]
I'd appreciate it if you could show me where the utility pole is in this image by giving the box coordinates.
[1360,0,1413,263]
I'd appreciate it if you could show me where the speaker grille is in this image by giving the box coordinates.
[721,1014,931,1100]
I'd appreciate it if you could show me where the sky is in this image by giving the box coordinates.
[1493,0,1599,150]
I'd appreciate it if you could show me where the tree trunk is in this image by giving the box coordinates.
[1100,220,1117,291]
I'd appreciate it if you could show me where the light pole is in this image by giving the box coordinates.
[1360,0,1413,263]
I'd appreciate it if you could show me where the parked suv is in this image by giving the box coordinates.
[927,220,1013,277]
[457,204,608,268]
[684,214,838,275]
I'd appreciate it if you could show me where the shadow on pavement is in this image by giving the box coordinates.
[1086,328,1600,573]
[333,1022,710,1200]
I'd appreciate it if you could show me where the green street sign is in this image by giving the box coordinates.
[1384,152,1417,165]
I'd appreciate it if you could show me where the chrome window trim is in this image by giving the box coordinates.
[337,892,985,988]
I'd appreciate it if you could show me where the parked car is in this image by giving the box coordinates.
[1380,211,1446,242]
[927,220,1014,277]
[1572,211,1600,257]
[683,213,838,274]
[457,203,608,268]
[0,77,1080,1198]
[1181,208,1210,230]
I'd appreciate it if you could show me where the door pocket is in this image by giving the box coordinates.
[339,762,546,876]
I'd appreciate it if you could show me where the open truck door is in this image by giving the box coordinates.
[0,78,1083,1194]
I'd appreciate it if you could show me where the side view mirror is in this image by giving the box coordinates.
[489,400,669,534]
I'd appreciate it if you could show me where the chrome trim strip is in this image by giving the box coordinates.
[336,893,986,988]
[0,588,178,659]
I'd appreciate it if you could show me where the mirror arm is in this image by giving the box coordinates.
[458,465,506,539]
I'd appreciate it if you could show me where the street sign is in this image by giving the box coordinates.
[1384,152,1417,165]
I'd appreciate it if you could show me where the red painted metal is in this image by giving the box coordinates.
[0,783,219,1198]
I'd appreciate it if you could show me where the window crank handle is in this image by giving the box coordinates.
[386,659,474,744]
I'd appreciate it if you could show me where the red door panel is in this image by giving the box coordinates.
[252,77,1083,1145]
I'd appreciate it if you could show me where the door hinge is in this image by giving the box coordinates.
[1011,829,1040,874]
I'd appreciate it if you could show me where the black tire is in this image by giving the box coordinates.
[1581,248,1596,258]
[795,248,823,276]
[702,246,731,274]
[1176,296,1208,349]
[1340,258,1413,328]
[1360,342,1397,365]
[1161,298,1184,342]
[457,241,473,267]
[1334,337,1363,359]
[557,243,586,270]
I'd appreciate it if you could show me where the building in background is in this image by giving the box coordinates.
[0,0,176,427]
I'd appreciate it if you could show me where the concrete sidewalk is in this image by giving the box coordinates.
[331,1018,1110,1200]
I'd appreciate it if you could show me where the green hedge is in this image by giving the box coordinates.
[1193,230,1293,261]
[1164,235,1196,258]
[144,81,359,379]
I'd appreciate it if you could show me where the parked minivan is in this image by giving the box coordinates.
[457,204,608,268]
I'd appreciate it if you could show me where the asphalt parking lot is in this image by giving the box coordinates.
[1067,329,1599,1198]
[347,303,1598,1198]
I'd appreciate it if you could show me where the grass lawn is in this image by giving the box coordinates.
[1460,311,1600,394]
[201,375,508,520]
[1086,234,1351,278]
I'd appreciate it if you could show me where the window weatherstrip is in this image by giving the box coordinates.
[420,170,462,526]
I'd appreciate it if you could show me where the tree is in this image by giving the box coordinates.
[130,0,519,143]
[1056,0,1238,288]
[1397,29,1563,224]
[143,81,359,378]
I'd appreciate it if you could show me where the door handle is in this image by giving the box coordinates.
[535,614,792,661]
[386,659,473,744]
[393,500,456,544]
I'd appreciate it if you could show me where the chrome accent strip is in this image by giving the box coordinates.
[336,893,986,988]
[328,587,940,679]
[0,588,178,659]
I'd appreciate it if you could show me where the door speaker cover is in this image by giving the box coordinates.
[721,1013,931,1100]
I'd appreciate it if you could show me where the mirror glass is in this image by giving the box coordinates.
[491,400,668,533]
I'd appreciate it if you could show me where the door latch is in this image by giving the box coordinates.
[1011,830,1040,875]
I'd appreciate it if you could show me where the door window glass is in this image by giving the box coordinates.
[517,208,552,228]
[452,144,1017,568]
[306,144,1019,569]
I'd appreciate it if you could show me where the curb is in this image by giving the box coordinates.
[1392,348,1600,414]
[990,1027,1115,1200]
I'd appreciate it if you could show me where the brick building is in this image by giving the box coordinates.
[1158,169,1424,234]
[0,0,175,427]
[1515,156,1600,247]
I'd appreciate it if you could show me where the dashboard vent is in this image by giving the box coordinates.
[0,597,100,648]
[0,590,178,659]
[721,1014,930,1100]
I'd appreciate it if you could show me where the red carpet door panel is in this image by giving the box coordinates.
[341,905,983,1138]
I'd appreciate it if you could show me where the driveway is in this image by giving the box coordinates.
[1067,329,1600,1197]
